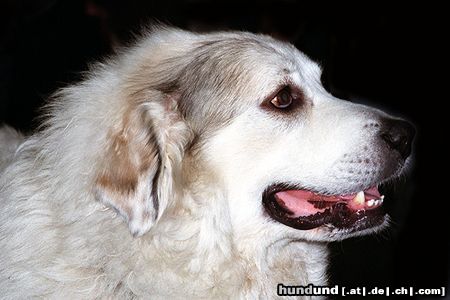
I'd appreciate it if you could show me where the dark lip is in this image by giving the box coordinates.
[262,183,386,231]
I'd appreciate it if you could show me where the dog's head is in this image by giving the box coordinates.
[94,27,414,241]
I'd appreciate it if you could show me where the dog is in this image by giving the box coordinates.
[0,26,414,298]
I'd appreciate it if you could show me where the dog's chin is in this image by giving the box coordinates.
[262,183,388,239]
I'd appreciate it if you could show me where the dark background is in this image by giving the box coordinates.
[0,1,447,299]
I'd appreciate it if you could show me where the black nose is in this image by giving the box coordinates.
[380,118,415,160]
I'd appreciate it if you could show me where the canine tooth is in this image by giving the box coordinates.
[374,200,380,206]
[354,191,365,205]
[367,199,375,207]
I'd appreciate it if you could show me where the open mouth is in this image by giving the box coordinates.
[262,184,386,231]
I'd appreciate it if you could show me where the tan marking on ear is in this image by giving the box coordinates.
[95,106,161,234]
[96,129,140,194]
[94,89,192,236]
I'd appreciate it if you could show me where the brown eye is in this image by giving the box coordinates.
[270,88,293,109]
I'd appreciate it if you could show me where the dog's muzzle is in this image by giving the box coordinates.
[262,117,415,233]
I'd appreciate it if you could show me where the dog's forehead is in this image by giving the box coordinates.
[194,32,323,99]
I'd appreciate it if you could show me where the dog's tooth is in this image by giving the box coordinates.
[367,199,375,207]
[373,200,380,206]
[354,191,365,205]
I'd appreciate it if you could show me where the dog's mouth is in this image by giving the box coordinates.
[262,184,386,231]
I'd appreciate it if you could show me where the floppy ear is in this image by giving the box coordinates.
[95,95,190,236]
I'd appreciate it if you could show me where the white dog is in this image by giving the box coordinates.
[0,26,414,299]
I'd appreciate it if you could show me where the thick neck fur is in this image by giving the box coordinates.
[0,138,328,298]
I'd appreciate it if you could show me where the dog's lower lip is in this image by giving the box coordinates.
[262,184,386,231]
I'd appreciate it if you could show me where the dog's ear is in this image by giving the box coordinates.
[95,95,190,236]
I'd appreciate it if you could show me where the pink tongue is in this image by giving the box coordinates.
[274,187,381,217]
[274,190,336,217]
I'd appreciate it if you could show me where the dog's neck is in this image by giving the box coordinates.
[146,185,329,298]
[133,156,328,297]
[1,144,329,298]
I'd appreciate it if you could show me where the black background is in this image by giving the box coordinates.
[0,1,447,299]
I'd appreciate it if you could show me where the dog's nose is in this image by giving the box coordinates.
[380,118,415,160]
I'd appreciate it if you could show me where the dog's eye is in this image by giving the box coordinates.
[270,88,293,109]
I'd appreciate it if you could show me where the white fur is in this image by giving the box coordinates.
[0,27,405,299]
